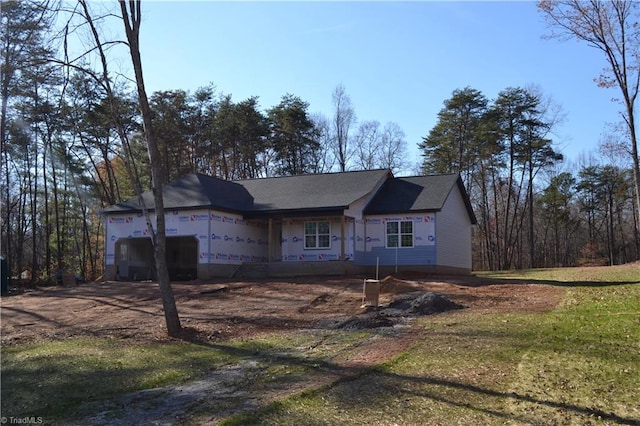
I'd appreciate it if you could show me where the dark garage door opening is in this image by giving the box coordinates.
[167,236,198,281]
[116,236,198,281]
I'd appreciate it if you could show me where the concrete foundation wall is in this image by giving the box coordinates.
[197,263,242,279]
[370,264,471,277]
[233,261,360,279]
[232,262,471,279]
[106,261,470,281]
[105,265,116,281]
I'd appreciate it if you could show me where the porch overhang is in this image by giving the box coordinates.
[243,207,346,220]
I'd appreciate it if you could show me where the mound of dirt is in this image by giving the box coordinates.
[335,312,396,330]
[387,291,465,316]
[378,276,423,294]
[323,291,464,331]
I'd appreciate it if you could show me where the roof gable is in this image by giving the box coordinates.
[364,174,477,224]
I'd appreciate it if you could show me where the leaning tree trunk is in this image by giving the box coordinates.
[119,0,181,337]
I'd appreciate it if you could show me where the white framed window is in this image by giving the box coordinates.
[386,220,413,248]
[305,221,330,249]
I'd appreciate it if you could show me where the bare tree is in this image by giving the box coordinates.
[118,0,181,336]
[379,122,408,175]
[1,0,56,282]
[309,112,335,173]
[539,0,640,228]
[331,84,355,172]
[353,120,381,170]
[353,120,407,174]
[54,0,181,336]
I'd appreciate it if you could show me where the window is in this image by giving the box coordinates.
[386,220,413,248]
[120,243,128,261]
[305,221,330,249]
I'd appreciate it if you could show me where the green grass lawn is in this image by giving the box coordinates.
[0,328,376,423]
[476,263,640,284]
[2,264,638,424]
[0,338,240,420]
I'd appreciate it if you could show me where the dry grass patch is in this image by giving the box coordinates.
[223,265,639,425]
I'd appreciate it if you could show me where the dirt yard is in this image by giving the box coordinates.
[0,274,563,347]
[1,274,568,424]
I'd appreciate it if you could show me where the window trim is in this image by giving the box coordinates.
[304,220,331,250]
[386,220,414,248]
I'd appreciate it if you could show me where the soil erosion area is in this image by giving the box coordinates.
[1,274,562,346]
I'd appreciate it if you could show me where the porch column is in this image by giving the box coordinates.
[340,216,345,260]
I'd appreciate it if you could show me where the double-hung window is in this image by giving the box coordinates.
[305,221,330,249]
[386,220,413,248]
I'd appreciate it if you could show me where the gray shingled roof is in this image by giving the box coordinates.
[237,169,391,213]
[103,169,391,214]
[103,173,253,213]
[363,174,477,224]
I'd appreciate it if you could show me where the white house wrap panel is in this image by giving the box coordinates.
[206,212,268,264]
[436,186,473,270]
[105,209,268,268]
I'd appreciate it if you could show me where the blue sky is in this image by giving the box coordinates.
[129,1,623,175]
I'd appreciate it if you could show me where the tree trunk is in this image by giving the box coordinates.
[528,160,535,269]
[627,114,640,239]
[30,82,39,284]
[607,190,615,266]
[42,129,51,282]
[49,136,62,274]
[119,0,181,337]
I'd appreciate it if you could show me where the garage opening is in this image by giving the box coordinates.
[115,238,154,281]
[166,236,198,280]
[115,236,198,281]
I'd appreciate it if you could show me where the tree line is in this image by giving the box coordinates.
[1,1,638,288]
[420,86,638,270]
[0,0,409,285]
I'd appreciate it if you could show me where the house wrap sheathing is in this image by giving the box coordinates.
[103,169,477,280]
